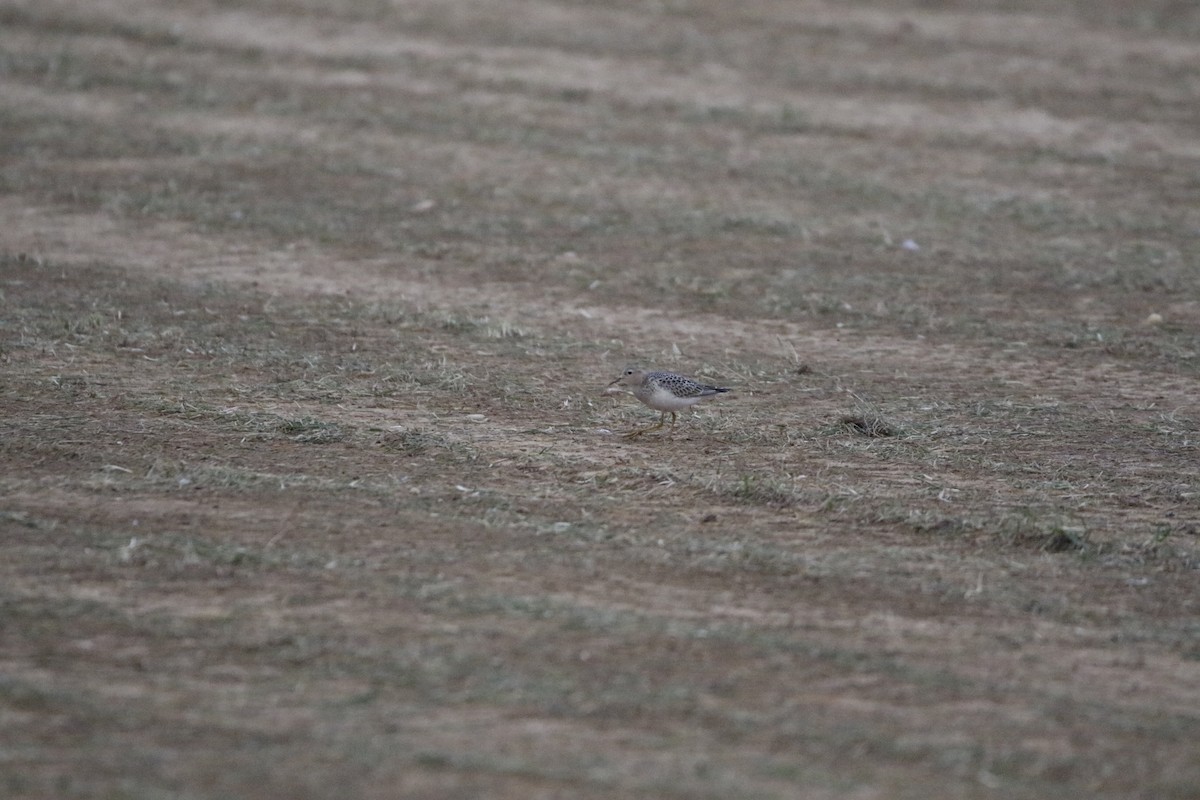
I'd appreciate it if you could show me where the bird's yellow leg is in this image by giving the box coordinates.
[623,413,668,438]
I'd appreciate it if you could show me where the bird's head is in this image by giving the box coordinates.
[608,368,646,387]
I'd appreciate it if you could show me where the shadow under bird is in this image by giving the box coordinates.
[608,368,729,438]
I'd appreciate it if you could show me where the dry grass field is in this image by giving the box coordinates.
[2,1,1199,798]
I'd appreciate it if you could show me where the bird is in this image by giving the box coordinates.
[607,368,729,438]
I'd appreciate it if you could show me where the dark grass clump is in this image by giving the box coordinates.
[839,414,900,438]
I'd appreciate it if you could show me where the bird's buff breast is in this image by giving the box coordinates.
[636,384,701,412]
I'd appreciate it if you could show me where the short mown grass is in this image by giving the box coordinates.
[3,2,1200,799]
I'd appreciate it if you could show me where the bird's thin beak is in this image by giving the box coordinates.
[608,377,621,386]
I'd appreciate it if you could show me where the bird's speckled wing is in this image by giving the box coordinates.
[647,371,727,398]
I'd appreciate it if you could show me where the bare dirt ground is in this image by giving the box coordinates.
[2,1,1199,798]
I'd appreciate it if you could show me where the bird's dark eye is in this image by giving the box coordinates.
[625,369,634,375]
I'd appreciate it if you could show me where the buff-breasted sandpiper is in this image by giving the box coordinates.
[607,368,729,438]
